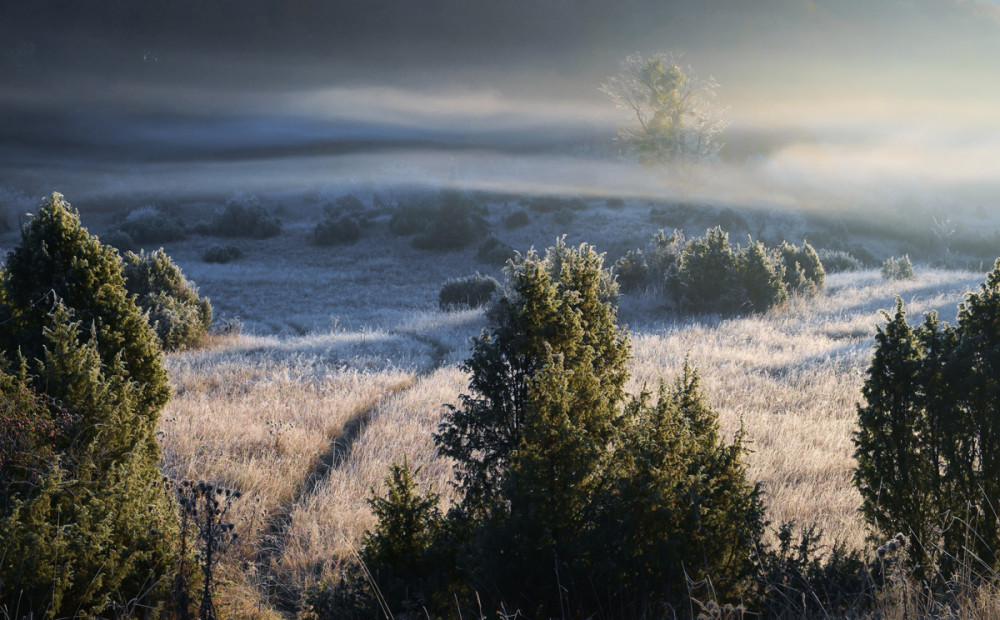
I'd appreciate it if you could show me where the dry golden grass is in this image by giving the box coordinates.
[625,268,985,550]
[157,267,988,615]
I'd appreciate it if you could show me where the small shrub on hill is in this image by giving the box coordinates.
[520,195,587,213]
[780,241,825,295]
[438,273,499,310]
[502,209,530,229]
[322,193,365,217]
[123,249,213,350]
[818,248,861,273]
[475,235,515,266]
[207,194,281,239]
[202,244,243,263]
[881,255,914,280]
[552,207,576,226]
[117,205,187,243]
[411,191,489,251]
[314,216,361,246]
[614,248,649,293]
[605,197,626,210]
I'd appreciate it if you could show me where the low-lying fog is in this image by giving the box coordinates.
[3,0,1000,219]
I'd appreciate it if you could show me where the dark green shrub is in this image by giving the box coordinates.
[475,235,515,266]
[675,226,743,312]
[855,269,1000,578]
[123,249,213,351]
[780,241,825,294]
[209,194,281,239]
[613,248,649,293]
[323,193,365,217]
[388,200,432,236]
[881,255,914,280]
[410,190,488,251]
[522,195,586,213]
[818,249,861,273]
[360,459,442,613]
[754,522,871,617]
[314,216,361,246]
[738,240,787,313]
[117,205,187,243]
[438,273,499,310]
[552,207,575,226]
[502,209,531,229]
[385,240,763,616]
[201,244,243,263]
[0,193,175,616]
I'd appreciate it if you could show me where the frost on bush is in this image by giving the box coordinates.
[502,209,531,229]
[780,241,825,295]
[208,194,281,239]
[123,249,213,350]
[117,205,187,243]
[818,249,861,273]
[391,190,488,251]
[881,255,914,280]
[475,236,515,266]
[438,273,500,310]
[314,216,361,246]
[201,244,243,263]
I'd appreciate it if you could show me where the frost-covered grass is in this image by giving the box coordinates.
[155,257,988,611]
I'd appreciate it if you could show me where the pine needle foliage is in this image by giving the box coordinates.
[0,193,176,617]
[856,260,1000,577]
[359,239,763,616]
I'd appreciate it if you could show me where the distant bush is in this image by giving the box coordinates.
[201,244,243,263]
[207,194,281,239]
[401,191,488,251]
[780,241,825,295]
[475,236,515,266]
[123,249,213,350]
[614,249,649,293]
[618,227,827,315]
[117,205,187,243]
[438,273,499,310]
[552,207,576,226]
[520,195,587,213]
[605,197,626,210]
[314,216,361,246]
[100,229,138,253]
[502,209,531,229]
[323,193,365,217]
[817,249,861,273]
[881,255,914,280]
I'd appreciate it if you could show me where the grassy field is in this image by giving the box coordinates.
[147,206,985,613]
[1,191,989,614]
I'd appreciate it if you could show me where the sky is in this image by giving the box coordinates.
[2,0,999,218]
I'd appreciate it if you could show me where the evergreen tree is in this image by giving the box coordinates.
[737,240,787,313]
[123,248,213,351]
[676,226,740,311]
[361,459,442,612]
[779,241,825,294]
[855,264,1000,575]
[0,194,175,616]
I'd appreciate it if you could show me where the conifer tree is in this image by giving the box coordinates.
[0,193,175,616]
[123,248,213,351]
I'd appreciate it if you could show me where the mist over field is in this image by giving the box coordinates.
[3,0,1000,215]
